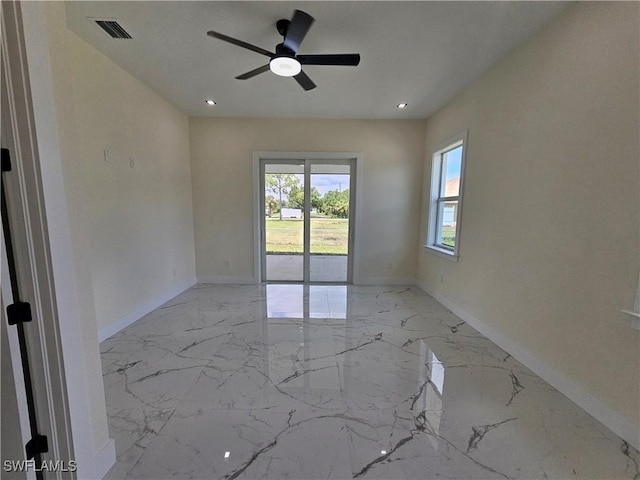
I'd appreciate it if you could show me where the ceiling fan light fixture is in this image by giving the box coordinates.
[270,56,301,77]
[207,9,359,91]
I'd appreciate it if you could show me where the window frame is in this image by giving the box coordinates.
[425,131,468,260]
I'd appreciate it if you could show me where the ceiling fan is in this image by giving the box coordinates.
[207,9,360,91]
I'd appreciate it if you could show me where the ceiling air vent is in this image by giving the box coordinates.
[94,19,132,39]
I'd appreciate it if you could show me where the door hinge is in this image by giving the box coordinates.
[25,434,48,459]
[1,148,11,172]
[7,302,32,325]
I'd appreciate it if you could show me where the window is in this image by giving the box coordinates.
[426,132,467,258]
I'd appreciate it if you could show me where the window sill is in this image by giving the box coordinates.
[424,245,459,262]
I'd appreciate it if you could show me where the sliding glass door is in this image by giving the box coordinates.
[260,158,355,283]
[263,161,305,281]
[309,163,352,282]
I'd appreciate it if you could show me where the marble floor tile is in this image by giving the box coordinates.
[101,335,210,411]
[126,407,353,480]
[180,326,345,412]
[101,284,639,479]
[103,406,175,479]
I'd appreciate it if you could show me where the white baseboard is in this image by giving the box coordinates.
[92,438,116,480]
[355,276,417,286]
[98,279,196,342]
[416,280,640,450]
[197,275,257,284]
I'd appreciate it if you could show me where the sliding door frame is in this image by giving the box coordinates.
[253,151,363,284]
[307,158,355,283]
[259,158,306,283]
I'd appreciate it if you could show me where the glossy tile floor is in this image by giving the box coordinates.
[101,284,639,479]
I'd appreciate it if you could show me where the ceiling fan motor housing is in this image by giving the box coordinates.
[274,42,296,59]
[276,19,291,37]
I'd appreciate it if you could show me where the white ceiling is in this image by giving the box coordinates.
[65,1,570,119]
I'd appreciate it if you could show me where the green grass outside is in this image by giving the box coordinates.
[441,226,456,248]
[266,218,348,254]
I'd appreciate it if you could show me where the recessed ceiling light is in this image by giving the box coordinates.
[397,103,408,109]
[205,99,216,106]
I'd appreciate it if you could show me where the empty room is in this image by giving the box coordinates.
[1,1,638,479]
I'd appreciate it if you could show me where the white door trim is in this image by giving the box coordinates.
[2,1,75,473]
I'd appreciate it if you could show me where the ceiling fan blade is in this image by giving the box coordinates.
[207,31,273,57]
[294,70,316,91]
[283,10,314,53]
[235,64,271,80]
[297,54,361,66]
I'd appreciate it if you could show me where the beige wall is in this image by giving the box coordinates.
[418,2,639,424]
[189,118,426,282]
[67,32,196,331]
[34,2,113,463]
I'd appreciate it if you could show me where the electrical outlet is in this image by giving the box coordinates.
[129,157,135,168]
[440,274,445,283]
[224,260,230,268]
